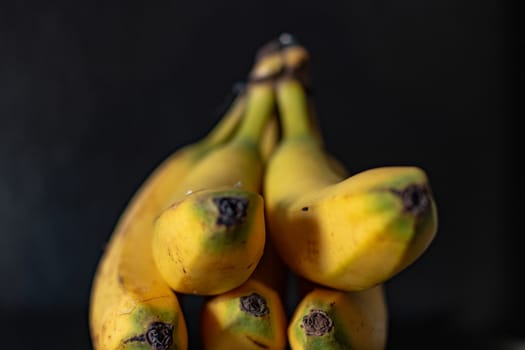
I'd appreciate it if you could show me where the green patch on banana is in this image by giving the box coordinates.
[194,191,260,254]
[293,304,354,349]
[224,292,274,339]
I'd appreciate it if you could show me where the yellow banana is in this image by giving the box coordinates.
[264,76,438,291]
[153,186,265,295]
[89,85,247,349]
[200,239,288,350]
[260,115,280,162]
[288,286,387,350]
[152,53,280,295]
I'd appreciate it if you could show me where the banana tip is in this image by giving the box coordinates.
[391,184,431,216]
[213,196,249,227]
[240,292,269,317]
[123,322,174,350]
[300,309,333,336]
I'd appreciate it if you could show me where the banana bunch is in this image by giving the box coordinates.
[89,34,438,350]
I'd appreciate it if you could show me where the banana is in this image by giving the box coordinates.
[89,84,247,350]
[279,41,347,178]
[152,53,279,295]
[153,186,265,295]
[199,88,286,348]
[260,115,280,162]
[264,76,438,291]
[288,286,387,350]
[200,239,288,350]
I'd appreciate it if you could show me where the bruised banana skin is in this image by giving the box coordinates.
[264,78,438,291]
[152,58,278,295]
[89,91,246,350]
[288,286,387,350]
[200,241,288,350]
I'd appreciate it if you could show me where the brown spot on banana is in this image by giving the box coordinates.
[246,335,270,348]
[123,333,146,344]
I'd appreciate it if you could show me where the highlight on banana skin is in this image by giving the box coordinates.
[89,33,438,350]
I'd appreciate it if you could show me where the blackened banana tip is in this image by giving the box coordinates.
[240,293,269,317]
[213,196,249,227]
[146,322,174,350]
[393,185,431,216]
[301,309,333,336]
[123,322,174,350]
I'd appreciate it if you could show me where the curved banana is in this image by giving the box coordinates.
[152,53,280,295]
[288,286,387,350]
[264,76,438,291]
[89,86,246,350]
[200,239,288,350]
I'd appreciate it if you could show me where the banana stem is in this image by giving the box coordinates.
[203,93,246,146]
[231,82,274,148]
[276,78,312,140]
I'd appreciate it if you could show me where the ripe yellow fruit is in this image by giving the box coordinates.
[289,286,387,350]
[264,78,438,291]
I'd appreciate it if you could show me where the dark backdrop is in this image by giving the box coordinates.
[0,0,520,349]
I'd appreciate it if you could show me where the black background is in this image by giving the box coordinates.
[0,0,520,349]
